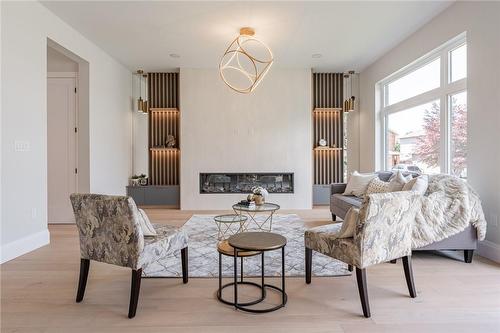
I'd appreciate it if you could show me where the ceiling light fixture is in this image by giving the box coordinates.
[135,69,148,114]
[169,53,180,58]
[219,27,274,94]
[344,70,356,112]
[312,53,322,58]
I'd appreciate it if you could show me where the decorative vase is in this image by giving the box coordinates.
[139,177,148,186]
[130,178,140,187]
[254,194,264,206]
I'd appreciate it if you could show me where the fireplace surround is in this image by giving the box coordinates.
[200,173,294,194]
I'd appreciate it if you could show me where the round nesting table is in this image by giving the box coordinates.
[214,214,260,307]
[216,239,263,307]
[213,214,248,240]
[226,232,288,313]
[232,202,280,232]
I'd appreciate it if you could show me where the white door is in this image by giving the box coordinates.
[48,76,77,224]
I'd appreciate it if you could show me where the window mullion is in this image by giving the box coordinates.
[440,48,448,174]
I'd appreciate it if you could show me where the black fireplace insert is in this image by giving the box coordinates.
[200,173,294,194]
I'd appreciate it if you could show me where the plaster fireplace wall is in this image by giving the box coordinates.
[179,68,312,210]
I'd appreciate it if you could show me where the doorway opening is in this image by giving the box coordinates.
[47,40,89,224]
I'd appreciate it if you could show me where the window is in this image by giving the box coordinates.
[450,91,467,177]
[386,58,440,106]
[450,44,467,82]
[380,33,467,178]
[386,101,441,174]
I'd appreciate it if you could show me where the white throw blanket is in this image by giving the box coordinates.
[412,174,486,248]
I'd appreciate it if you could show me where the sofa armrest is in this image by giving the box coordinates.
[331,183,347,195]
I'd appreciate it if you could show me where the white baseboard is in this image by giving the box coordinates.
[0,229,50,264]
[477,240,500,263]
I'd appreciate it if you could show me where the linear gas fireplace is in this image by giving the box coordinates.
[200,173,294,194]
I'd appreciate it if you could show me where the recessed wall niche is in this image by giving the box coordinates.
[312,73,344,205]
[148,73,179,186]
[128,72,180,207]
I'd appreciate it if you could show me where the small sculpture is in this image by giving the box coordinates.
[319,138,327,147]
[165,135,176,148]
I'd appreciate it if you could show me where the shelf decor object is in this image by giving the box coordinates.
[219,27,274,94]
[135,69,148,113]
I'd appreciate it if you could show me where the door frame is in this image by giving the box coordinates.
[47,72,79,217]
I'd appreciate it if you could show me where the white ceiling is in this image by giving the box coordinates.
[41,1,452,72]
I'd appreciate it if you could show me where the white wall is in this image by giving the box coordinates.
[131,75,149,176]
[1,2,132,263]
[47,46,78,72]
[179,68,312,210]
[357,2,500,259]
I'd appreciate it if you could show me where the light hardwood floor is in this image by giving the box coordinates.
[2,207,500,333]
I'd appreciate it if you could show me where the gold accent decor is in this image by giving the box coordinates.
[343,70,356,112]
[219,27,274,94]
[135,69,148,114]
[239,27,255,36]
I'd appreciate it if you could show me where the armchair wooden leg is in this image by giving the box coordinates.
[128,268,142,319]
[76,258,90,303]
[402,256,417,298]
[305,247,312,284]
[464,250,474,263]
[331,213,336,221]
[181,247,189,284]
[348,264,353,272]
[355,268,371,318]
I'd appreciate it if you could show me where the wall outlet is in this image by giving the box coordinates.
[15,140,31,152]
[491,214,499,227]
[487,213,499,228]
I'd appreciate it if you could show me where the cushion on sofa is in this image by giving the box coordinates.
[343,171,377,197]
[388,171,412,192]
[402,174,429,194]
[365,177,389,195]
[332,194,363,212]
[376,171,394,182]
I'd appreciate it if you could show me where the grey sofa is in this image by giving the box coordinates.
[330,171,477,263]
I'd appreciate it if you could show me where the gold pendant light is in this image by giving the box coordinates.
[344,70,356,112]
[136,70,148,113]
[219,27,274,94]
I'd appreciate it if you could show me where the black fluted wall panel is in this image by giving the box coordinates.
[313,73,343,108]
[148,73,180,186]
[148,73,179,108]
[313,73,344,184]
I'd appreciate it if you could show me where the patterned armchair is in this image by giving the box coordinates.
[70,193,189,318]
[305,192,421,318]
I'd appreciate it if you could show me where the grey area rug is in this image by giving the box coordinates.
[143,214,351,278]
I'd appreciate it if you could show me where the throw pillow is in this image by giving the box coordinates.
[388,171,411,192]
[334,207,359,238]
[402,174,429,194]
[365,177,389,195]
[389,171,412,182]
[343,171,377,197]
[138,208,158,237]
